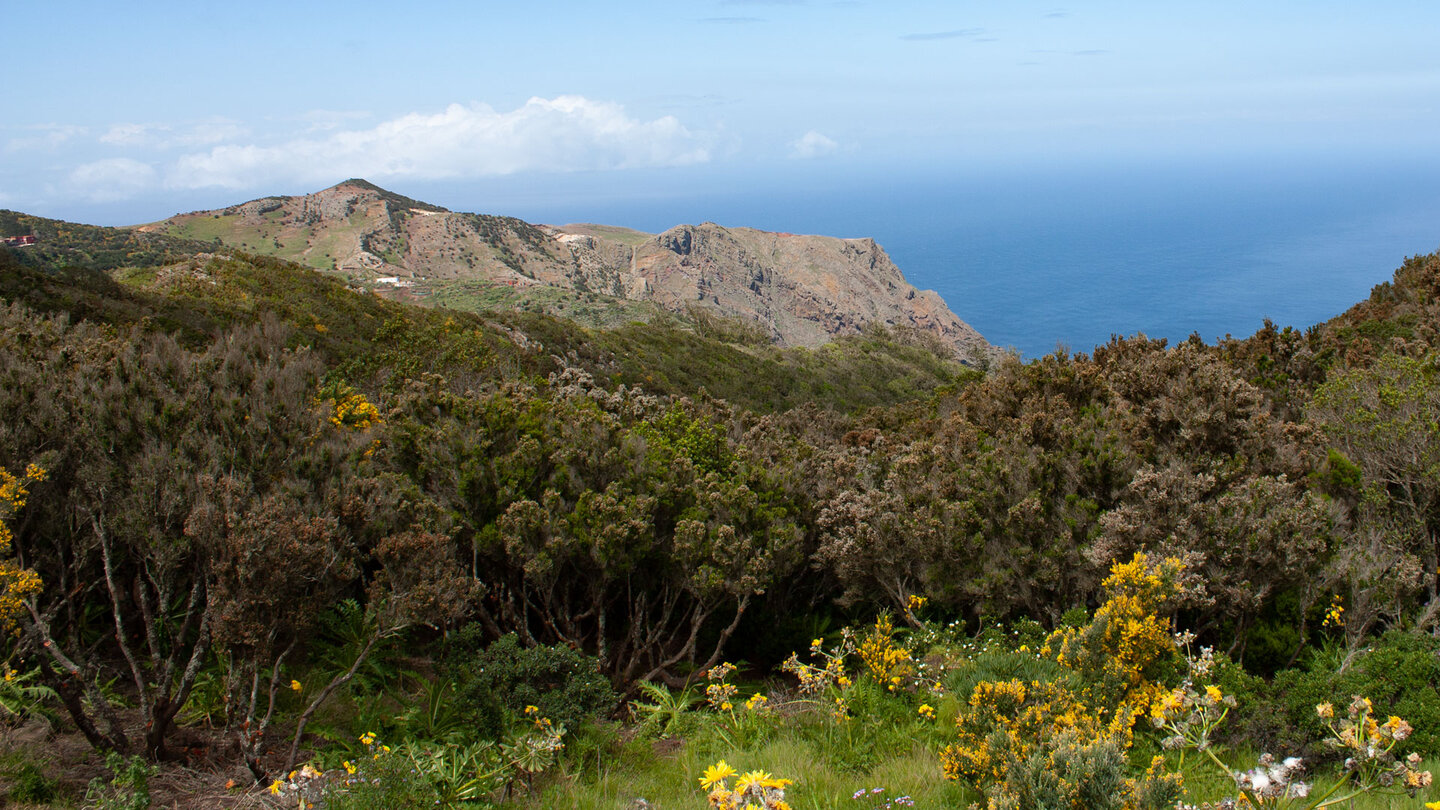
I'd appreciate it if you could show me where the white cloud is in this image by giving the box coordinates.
[67,158,158,202]
[298,109,375,133]
[100,119,246,148]
[167,97,713,190]
[6,124,86,153]
[789,130,841,159]
[98,123,152,146]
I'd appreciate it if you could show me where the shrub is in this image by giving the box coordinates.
[993,731,1177,810]
[857,614,914,688]
[448,630,617,739]
[1271,631,1440,757]
[1043,552,1185,715]
[322,743,434,810]
[1205,650,1281,750]
[941,677,1181,810]
[84,753,157,810]
[6,760,55,804]
[943,649,1077,706]
[940,555,1189,809]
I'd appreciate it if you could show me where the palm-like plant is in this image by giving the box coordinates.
[629,680,699,738]
[0,665,58,727]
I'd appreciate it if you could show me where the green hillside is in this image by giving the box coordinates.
[3,232,1440,808]
[0,222,978,413]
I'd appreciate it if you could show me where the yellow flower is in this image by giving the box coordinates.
[1316,702,1334,719]
[700,760,738,789]
[734,770,772,793]
[812,638,824,648]
[918,703,936,719]
[343,760,356,775]
[359,732,377,746]
[289,679,303,692]
[1384,715,1414,741]
[1204,685,1223,704]
[268,780,283,795]
[525,704,540,715]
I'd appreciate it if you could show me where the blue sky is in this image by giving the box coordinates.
[4,1,1439,225]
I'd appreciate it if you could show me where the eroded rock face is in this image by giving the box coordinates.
[625,223,992,364]
[155,180,995,365]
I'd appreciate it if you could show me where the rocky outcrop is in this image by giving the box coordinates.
[153,180,994,365]
[622,223,991,362]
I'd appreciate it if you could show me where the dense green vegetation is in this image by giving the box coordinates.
[3,229,1440,808]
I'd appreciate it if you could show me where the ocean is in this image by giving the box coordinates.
[442,154,1440,358]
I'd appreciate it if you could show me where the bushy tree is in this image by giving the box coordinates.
[1310,353,1440,644]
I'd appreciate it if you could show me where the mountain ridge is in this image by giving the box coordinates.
[144,179,996,365]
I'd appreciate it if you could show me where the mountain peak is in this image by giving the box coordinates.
[318,178,450,214]
[147,183,994,364]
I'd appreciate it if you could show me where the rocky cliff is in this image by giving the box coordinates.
[148,179,994,364]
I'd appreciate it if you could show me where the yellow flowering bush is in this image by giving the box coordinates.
[745,692,771,714]
[1044,552,1185,716]
[701,662,777,745]
[857,614,914,689]
[940,554,1190,809]
[940,677,1181,810]
[940,678,1133,784]
[0,463,45,630]
[319,384,382,430]
[1322,594,1344,629]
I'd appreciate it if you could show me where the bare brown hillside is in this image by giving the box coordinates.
[148,179,995,364]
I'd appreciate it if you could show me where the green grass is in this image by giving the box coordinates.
[161,212,374,272]
[527,717,1440,810]
[527,713,974,810]
[162,212,266,246]
[427,278,659,330]
[555,223,655,247]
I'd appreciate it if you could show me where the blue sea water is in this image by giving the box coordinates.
[441,154,1440,358]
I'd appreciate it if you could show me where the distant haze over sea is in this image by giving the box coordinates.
[430,153,1440,359]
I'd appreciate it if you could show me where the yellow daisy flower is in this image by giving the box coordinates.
[700,760,738,789]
